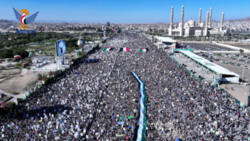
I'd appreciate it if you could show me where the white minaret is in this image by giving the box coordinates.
[199,8,202,24]
[220,12,224,31]
[209,7,212,28]
[169,6,174,36]
[77,33,83,46]
[180,5,184,36]
[204,11,209,36]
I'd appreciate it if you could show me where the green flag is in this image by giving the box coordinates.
[119,116,125,120]
[128,116,134,119]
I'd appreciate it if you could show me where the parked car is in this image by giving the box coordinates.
[37,59,43,63]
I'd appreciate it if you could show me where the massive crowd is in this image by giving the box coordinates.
[0,32,249,141]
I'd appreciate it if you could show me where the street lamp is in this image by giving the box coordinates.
[241,67,245,85]
[244,93,248,110]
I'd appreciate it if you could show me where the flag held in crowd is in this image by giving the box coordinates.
[119,116,125,120]
[140,48,149,52]
[119,47,130,52]
[103,47,114,51]
[128,116,134,119]
[117,121,124,125]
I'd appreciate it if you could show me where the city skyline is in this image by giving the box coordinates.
[0,0,249,23]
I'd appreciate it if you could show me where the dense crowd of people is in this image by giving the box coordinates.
[0,32,249,141]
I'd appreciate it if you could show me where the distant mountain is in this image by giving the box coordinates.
[228,17,250,21]
[0,19,14,23]
[33,20,91,23]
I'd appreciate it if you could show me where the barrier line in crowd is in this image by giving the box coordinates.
[131,72,147,141]
[170,54,248,108]
[169,55,201,81]
[220,87,250,111]
[170,55,249,110]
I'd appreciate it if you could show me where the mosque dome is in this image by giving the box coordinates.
[184,22,189,28]
[188,19,195,27]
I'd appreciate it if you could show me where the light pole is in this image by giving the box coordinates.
[244,93,248,110]
[241,67,245,85]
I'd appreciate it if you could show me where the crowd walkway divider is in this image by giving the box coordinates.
[218,86,250,112]
[131,72,147,141]
[170,55,250,112]
[169,55,201,81]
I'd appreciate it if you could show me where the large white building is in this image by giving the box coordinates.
[168,6,228,36]
[154,36,176,49]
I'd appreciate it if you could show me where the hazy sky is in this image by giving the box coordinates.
[0,0,249,23]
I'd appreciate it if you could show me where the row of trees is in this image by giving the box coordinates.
[0,27,122,49]
[65,38,80,53]
[0,32,72,49]
[0,48,29,58]
[66,26,96,31]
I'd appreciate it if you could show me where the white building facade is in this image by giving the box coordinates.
[168,6,228,36]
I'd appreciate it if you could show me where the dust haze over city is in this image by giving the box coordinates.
[1,0,250,140]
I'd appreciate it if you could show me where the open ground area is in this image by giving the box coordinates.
[0,69,21,78]
[0,69,46,94]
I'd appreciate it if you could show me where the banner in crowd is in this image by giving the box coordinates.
[131,72,147,141]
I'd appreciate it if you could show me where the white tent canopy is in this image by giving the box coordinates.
[179,50,240,83]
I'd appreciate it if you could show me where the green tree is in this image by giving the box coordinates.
[15,63,21,67]
[37,74,42,80]
[26,58,32,64]
[0,49,13,58]
[5,42,10,47]
[13,48,29,58]
[4,102,16,110]
[17,98,23,104]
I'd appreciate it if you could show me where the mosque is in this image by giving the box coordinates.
[168,6,229,36]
